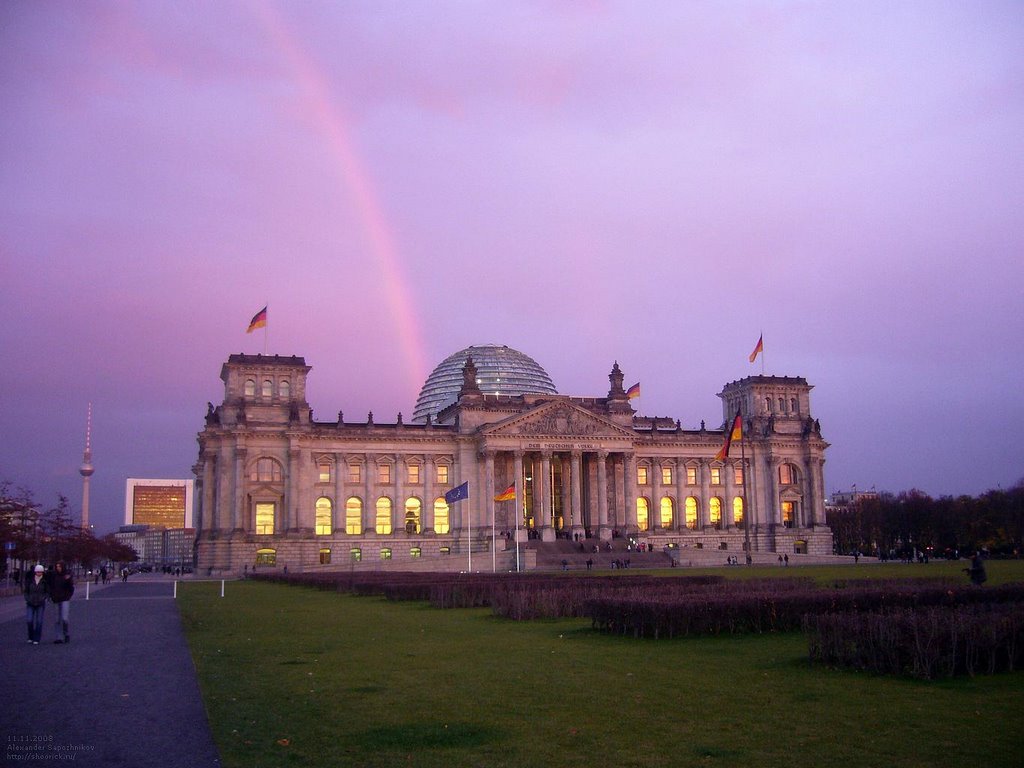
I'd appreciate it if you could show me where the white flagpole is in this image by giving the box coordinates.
[514,488,521,573]
[467,487,472,573]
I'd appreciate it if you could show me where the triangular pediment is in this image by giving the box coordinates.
[482,400,635,439]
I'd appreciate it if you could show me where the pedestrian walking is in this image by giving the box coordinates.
[48,560,75,644]
[24,564,48,644]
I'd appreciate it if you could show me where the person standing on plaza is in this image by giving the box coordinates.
[48,560,75,644]
[24,564,48,644]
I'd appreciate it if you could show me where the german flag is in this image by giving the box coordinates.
[247,306,267,333]
[715,412,742,461]
[494,484,516,502]
[626,382,641,400]
[748,334,763,363]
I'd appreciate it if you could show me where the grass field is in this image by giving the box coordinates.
[178,561,1024,768]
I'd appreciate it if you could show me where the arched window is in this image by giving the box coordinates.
[280,380,291,399]
[685,497,699,530]
[660,497,674,528]
[375,497,392,535]
[765,396,772,413]
[255,503,275,535]
[255,548,276,566]
[778,397,785,413]
[315,497,332,536]
[710,497,722,529]
[244,379,256,397]
[733,496,744,528]
[636,497,649,531]
[345,497,362,535]
[404,497,421,534]
[790,397,798,414]
[262,379,273,398]
[779,463,799,485]
[434,498,450,535]
[251,458,283,483]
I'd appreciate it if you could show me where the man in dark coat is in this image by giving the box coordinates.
[48,561,75,643]
[965,551,987,586]
[24,564,49,644]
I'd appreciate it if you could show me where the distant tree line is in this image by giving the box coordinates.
[0,481,138,577]
[827,483,1024,559]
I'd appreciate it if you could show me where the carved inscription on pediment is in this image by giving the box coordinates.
[517,405,604,436]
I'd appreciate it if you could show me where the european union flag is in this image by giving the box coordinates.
[444,481,469,504]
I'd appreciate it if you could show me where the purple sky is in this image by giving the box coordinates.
[2,1,1022,535]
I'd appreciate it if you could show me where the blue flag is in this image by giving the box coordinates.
[444,481,469,504]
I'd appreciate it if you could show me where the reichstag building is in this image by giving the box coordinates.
[193,344,832,572]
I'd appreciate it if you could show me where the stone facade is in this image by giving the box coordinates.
[193,353,832,574]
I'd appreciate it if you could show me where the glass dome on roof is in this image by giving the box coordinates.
[412,344,558,423]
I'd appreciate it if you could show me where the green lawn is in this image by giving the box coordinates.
[178,563,1024,768]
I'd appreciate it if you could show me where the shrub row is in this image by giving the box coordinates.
[805,604,1024,678]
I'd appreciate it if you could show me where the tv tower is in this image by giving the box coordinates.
[79,403,94,531]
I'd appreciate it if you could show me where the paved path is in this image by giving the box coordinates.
[0,579,221,768]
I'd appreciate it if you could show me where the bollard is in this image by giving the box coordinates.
[220,579,225,598]
[86,580,90,600]
[173,581,177,599]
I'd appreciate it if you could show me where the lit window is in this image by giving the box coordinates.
[375,497,392,535]
[410,547,422,558]
[315,497,332,536]
[710,497,722,529]
[350,547,361,562]
[782,501,796,528]
[348,464,361,484]
[380,548,392,560]
[408,464,420,484]
[434,499,450,535]
[734,466,744,485]
[251,458,282,483]
[638,466,649,485]
[686,467,698,486]
[710,467,722,486]
[280,380,290,399]
[685,497,699,529]
[345,497,362,535]
[255,503,275,535]
[437,465,449,485]
[404,498,421,534]
[378,464,391,484]
[255,548,276,566]
[636,497,649,531]
[262,380,273,398]
[318,462,331,483]
[244,379,256,397]
[440,546,451,555]
[779,464,796,485]
[319,548,331,564]
[660,497,673,528]
[733,497,744,527]
[661,467,672,486]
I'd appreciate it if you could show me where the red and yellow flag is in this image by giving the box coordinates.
[748,334,763,363]
[247,306,267,333]
[715,413,742,461]
[626,382,641,400]
[494,484,516,502]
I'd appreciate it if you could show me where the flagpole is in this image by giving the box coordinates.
[468,493,472,573]
[265,303,269,355]
[491,494,496,573]
[760,330,764,375]
[515,492,521,573]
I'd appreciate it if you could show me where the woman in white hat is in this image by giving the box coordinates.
[24,564,49,644]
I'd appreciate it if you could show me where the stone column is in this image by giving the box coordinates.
[232,447,246,532]
[597,450,610,540]
[288,446,304,533]
[767,456,780,526]
[424,455,435,533]
[513,451,525,541]
[570,450,583,535]
[394,455,404,534]
[334,452,346,533]
[540,451,554,541]
[676,462,686,532]
[363,454,375,534]
[623,453,638,533]
[725,460,737,527]
[484,450,496,542]
[700,459,711,529]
